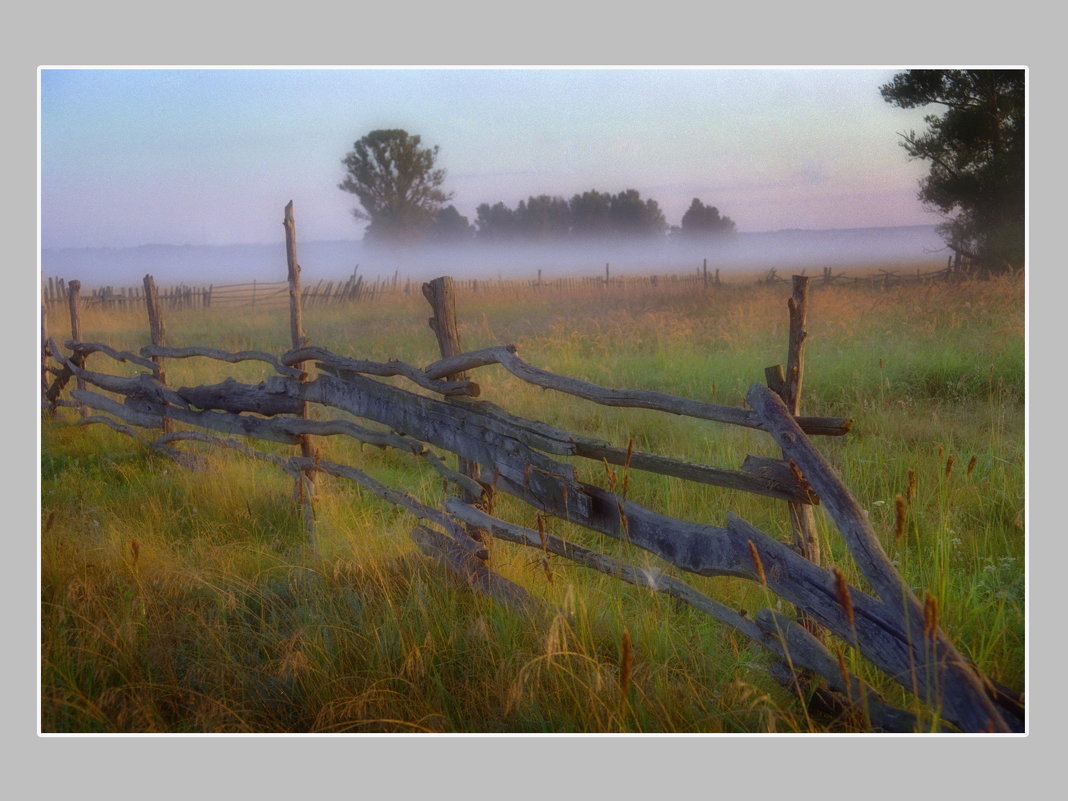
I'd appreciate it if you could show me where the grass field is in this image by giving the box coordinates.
[39,268,1025,733]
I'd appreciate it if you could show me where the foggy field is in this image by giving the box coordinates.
[40,272,1024,733]
[41,224,947,287]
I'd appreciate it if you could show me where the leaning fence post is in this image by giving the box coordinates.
[422,276,482,508]
[283,201,316,544]
[67,280,86,418]
[143,274,173,433]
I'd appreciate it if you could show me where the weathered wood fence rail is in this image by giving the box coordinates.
[40,206,1022,734]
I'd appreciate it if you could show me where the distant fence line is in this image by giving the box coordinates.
[41,262,959,313]
[41,269,375,312]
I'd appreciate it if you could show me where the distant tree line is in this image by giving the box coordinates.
[339,129,736,246]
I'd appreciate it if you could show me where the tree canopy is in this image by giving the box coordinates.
[880,69,1024,273]
[338,129,452,244]
[679,198,737,237]
[475,189,669,241]
[429,205,474,242]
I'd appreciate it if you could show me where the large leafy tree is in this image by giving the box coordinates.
[880,69,1024,273]
[339,129,452,243]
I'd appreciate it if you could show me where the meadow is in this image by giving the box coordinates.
[39,267,1025,733]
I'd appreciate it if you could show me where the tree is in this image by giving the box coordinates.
[880,69,1024,273]
[679,198,736,237]
[609,189,667,237]
[568,190,614,238]
[339,129,452,244]
[430,205,474,242]
[474,202,518,241]
[515,195,572,239]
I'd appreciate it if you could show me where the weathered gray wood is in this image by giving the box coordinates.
[777,275,821,644]
[294,372,586,518]
[446,499,919,732]
[448,396,817,504]
[43,338,77,409]
[51,349,190,410]
[749,383,910,613]
[424,344,853,436]
[422,276,482,506]
[143,344,302,378]
[783,276,809,415]
[753,609,919,733]
[178,378,305,416]
[71,371,485,501]
[143,274,167,387]
[283,345,478,396]
[746,382,1013,732]
[283,201,316,543]
[41,305,50,401]
[283,202,308,351]
[67,341,160,373]
[66,281,86,417]
[411,525,545,615]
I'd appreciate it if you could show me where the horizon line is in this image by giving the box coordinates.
[42,222,941,252]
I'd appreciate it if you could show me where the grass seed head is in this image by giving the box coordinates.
[894,495,907,540]
[747,540,767,586]
[923,591,939,639]
[832,567,855,629]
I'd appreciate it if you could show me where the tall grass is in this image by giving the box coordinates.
[40,271,1024,732]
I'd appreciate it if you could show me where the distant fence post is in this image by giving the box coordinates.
[283,201,316,544]
[422,276,482,509]
[143,274,172,434]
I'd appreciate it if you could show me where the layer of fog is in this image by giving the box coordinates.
[42,225,948,289]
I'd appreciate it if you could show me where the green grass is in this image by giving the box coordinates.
[40,270,1025,732]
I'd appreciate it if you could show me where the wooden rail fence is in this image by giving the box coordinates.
[42,269,374,312]
[42,261,964,314]
[39,205,1022,733]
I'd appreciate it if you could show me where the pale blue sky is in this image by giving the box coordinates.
[40,67,936,249]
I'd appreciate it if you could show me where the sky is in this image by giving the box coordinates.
[39,67,939,251]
